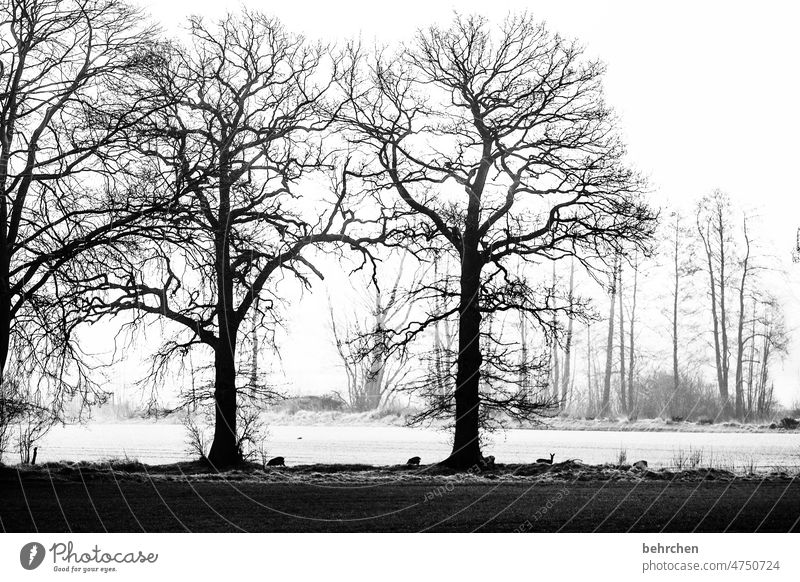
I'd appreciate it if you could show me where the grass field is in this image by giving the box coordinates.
[1,463,798,533]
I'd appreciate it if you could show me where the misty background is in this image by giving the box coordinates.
[84,0,800,411]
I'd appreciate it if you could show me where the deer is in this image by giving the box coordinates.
[536,453,555,465]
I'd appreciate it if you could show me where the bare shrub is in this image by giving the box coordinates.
[182,409,213,460]
[236,403,270,464]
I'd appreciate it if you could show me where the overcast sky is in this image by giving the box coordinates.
[110,0,800,405]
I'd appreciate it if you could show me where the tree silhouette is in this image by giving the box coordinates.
[0,0,155,420]
[340,13,655,467]
[82,12,395,467]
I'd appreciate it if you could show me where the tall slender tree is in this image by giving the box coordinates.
[671,213,682,398]
[627,256,639,415]
[618,263,626,413]
[561,259,575,409]
[551,263,560,401]
[697,191,733,417]
[601,258,618,417]
[733,216,752,418]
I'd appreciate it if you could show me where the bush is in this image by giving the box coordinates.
[182,409,213,459]
[635,370,721,421]
[272,394,345,414]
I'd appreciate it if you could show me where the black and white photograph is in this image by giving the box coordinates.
[0,0,799,578]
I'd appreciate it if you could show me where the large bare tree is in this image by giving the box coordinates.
[340,14,654,467]
[0,0,154,420]
[83,13,392,467]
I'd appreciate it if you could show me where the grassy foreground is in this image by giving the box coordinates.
[1,461,798,532]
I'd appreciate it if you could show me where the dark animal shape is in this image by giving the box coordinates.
[406,456,421,466]
[481,455,496,469]
[536,453,555,464]
[267,456,285,466]
[631,460,648,471]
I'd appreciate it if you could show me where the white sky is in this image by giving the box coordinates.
[108,0,800,405]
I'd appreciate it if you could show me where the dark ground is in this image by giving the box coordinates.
[1,463,798,532]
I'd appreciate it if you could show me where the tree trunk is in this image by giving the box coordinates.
[757,328,770,416]
[1,125,13,382]
[519,313,529,393]
[363,286,387,410]
[628,261,638,415]
[717,207,731,417]
[734,217,750,419]
[561,260,574,409]
[251,295,259,388]
[0,291,9,383]
[0,265,11,381]
[551,263,560,401]
[672,216,680,398]
[552,338,560,401]
[586,323,593,414]
[433,257,448,397]
[601,259,617,417]
[618,264,626,414]
[746,299,757,419]
[207,155,241,468]
[207,337,239,467]
[443,245,483,469]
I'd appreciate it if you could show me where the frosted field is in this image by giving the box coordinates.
[34,422,800,470]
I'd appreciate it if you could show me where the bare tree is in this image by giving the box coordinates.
[601,258,618,417]
[627,255,639,415]
[340,14,654,467]
[0,0,157,428]
[329,257,418,410]
[431,254,456,397]
[750,297,786,419]
[551,263,560,401]
[618,262,626,413]
[585,322,594,415]
[669,213,684,399]
[15,386,54,464]
[83,13,391,467]
[0,370,53,462]
[517,291,530,393]
[697,191,734,417]
[561,259,575,409]
[733,216,752,418]
[672,216,681,397]
[745,297,758,418]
